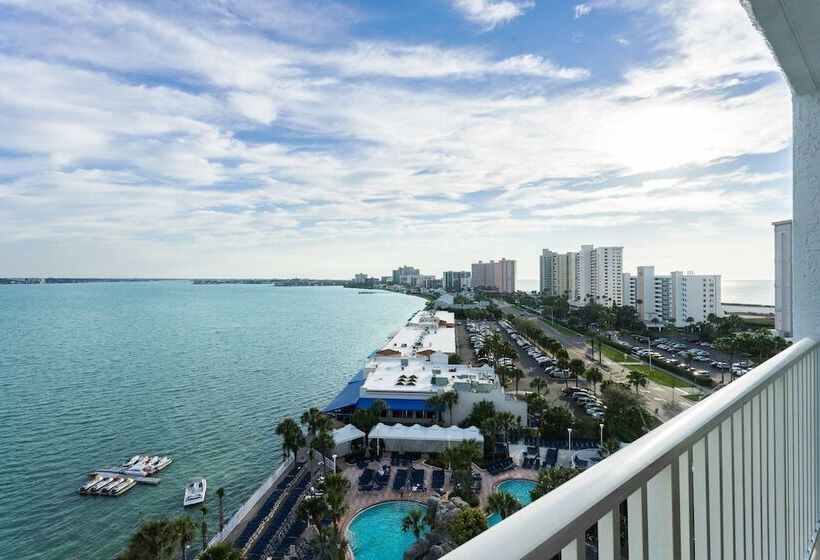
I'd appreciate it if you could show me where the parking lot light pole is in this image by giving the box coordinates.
[598,423,604,447]
[567,427,573,451]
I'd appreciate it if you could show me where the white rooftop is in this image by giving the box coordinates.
[379,310,456,357]
[361,354,497,394]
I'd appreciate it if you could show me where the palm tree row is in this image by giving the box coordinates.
[118,514,244,560]
[426,389,459,425]
[296,472,350,560]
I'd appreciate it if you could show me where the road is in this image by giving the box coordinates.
[495,300,696,422]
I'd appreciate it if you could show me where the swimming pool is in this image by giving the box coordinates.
[488,479,538,527]
[348,501,430,560]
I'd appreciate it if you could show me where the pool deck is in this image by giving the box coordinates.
[339,456,539,533]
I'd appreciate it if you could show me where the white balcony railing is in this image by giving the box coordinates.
[444,337,820,560]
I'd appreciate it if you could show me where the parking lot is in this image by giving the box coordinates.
[615,333,754,384]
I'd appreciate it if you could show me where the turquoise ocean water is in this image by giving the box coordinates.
[0,282,421,559]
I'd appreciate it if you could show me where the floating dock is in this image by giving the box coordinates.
[92,470,162,485]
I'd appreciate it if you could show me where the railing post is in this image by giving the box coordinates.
[627,488,646,560]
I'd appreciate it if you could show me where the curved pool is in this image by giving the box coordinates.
[488,479,537,527]
[348,501,430,560]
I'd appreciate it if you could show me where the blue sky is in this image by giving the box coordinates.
[0,0,792,280]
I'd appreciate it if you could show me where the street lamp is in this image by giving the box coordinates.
[567,427,573,451]
[599,423,604,447]
[332,454,338,474]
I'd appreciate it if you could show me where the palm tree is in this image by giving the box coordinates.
[426,393,446,424]
[600,438,620,457]
[173,516,196,560]
[311,526,347,560]
[275,417,304,461]
[199,542,246,560]
[119,518,176,560]
[301,407,333,435]
[530,377,547,396]
[200,507,209,550]
[371,399,389,420]
[486,491,522,520]
[584,367,603,394]
[214,487,226,533]
[496,411,517,454]
[628,370,648,395]
[298,495,329,531]
[323,473,350,533]
[568,358,585,388]
[440,390,459,425]
[401,508,429,539]
[312,430,336,472]
[508,368,525,394]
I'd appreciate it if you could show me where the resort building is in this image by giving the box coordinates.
[443,270,471,291]
[471,259,516,293]
[376,310,456,359]
[538,249,556,294]
[360,353,526,425]
[773,219,793,337]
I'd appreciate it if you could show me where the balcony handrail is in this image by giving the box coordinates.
[444,336,818,560]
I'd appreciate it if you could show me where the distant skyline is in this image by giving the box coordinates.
[0,0,791,281]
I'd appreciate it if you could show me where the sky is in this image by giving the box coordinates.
[0,0,793,280]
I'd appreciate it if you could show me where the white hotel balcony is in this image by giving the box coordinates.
[444,1,820,559]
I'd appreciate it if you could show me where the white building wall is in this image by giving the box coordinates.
[622,273,637,308]
[539,249,556,294]
[670,271,722,327]
[773,220,793,337]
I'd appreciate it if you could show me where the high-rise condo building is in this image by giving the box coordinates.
[539,250,556,294]
[540,244,622,305]
[627,266,722,327]
[443,271,472,291]
[773,220,793,337]
[392,265,420,286]
[471,259,516,293]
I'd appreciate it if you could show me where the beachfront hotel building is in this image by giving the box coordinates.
[471,259,516,293]
[773,219,793,337]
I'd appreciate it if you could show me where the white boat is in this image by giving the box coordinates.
[99,477,124,494]
[154,457,173,471]
[124,455,142,467]
[87,477,112,494]
[79,475,102,495]
[112,478,136,496]
[106,478,131,495]
[183,477,207,507]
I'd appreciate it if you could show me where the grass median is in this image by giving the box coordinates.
[598,344,693,389]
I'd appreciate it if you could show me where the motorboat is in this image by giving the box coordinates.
[124,455,142,467]
[100,477,124,494]
[87,477,113,494]
[111,478,136,496]
[183,477,207,507]
[105,478,131,495]
[79,475,103,495]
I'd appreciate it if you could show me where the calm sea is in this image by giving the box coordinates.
[516,278,774,306]
[0,283,421,560]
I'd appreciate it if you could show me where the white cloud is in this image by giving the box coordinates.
[451,0,534,30]
[574,4,592,18]
[0,0,794,279]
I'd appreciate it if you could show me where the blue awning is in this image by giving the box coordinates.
[323,370,366,413]
[356,398,432,412]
